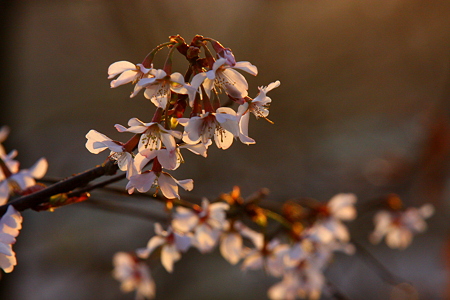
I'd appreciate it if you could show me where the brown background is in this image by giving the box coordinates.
[0,0,449,299]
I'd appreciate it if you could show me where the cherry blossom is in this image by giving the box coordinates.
[85,129,135,177]
[178,107,240,150]
[112,252,155,300]
[0,205,22,273]
[370,203,434,249]
[241,239,290,277]
[126,171,193,199]
[0,157,48,205]
[220,220,262,265]
[137,69,193,108]
[198,58,258,99]
[172,198,229,253]
[108,61,153,97]
[310,193,357,244]
[137,223,191,273]
[115,118,182,153]
[237,80,280,144]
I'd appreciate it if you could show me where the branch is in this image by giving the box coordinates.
[0,160,119,216]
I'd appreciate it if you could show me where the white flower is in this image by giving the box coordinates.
[179,107,240,150]
[237,80,280,144]
[310,193,357,244]
[220,220,261,265]
[241,239,290,277]
[126,171,193,199]
[172,198,229,253]
[137,69,193,108]
[137,223,191,273]
[194,58,257,99]
[0,205,22,273]
[113,252,155,300]
[115,118,182,154]
[268,265,324,300]
[0,157,48,205]
[85,130,135,177]
[370,203,434,249]
[108,61,153,98]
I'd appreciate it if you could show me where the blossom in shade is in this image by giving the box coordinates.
[310,193,357,244]
[113,252,155,300]
[370,203,434,249]
[137,223,191,273]
[172,198,229,253]
[220,220,262,265]
[0,205,22,273]
[241,239,290,277]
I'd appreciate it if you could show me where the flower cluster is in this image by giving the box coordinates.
[113,189,358,300]
[370,194,434,249]
[86,35,280,200]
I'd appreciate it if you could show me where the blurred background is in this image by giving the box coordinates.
[0,0,449,299]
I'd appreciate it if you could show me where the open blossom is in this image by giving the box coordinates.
[113,252,155,300]
[0,205,22,273]
[137,69,193,108]
[310,193,357,244]
[126,171,193,199]
[237,80,280,144]
[220,220,262,265]
[85,130,135,177]
[115,118,182,153]
[370,203,434,249]
[172,198,229,253]
[0,157,48,205]
[137,223,191,273]
[194,58,258,99]
[268,264,325,300]
[108,61,153,98]
[179,107,240,150]
[241,239,290,277]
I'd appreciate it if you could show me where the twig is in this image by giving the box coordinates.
[0,160,118,216]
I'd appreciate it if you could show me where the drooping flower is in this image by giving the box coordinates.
[112,252,155,300]
[137,223,191,273]
[137,69,193,108]
[198,58,258,99]
[0,205,22,273]
[237,80,280,144]
[370,203,434,249]
[172,198,229,253]
[179,107,240,150]
[85,129,135,177]
[108,61,153,98]
[126,171,193,199]
[219,220,262,265]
